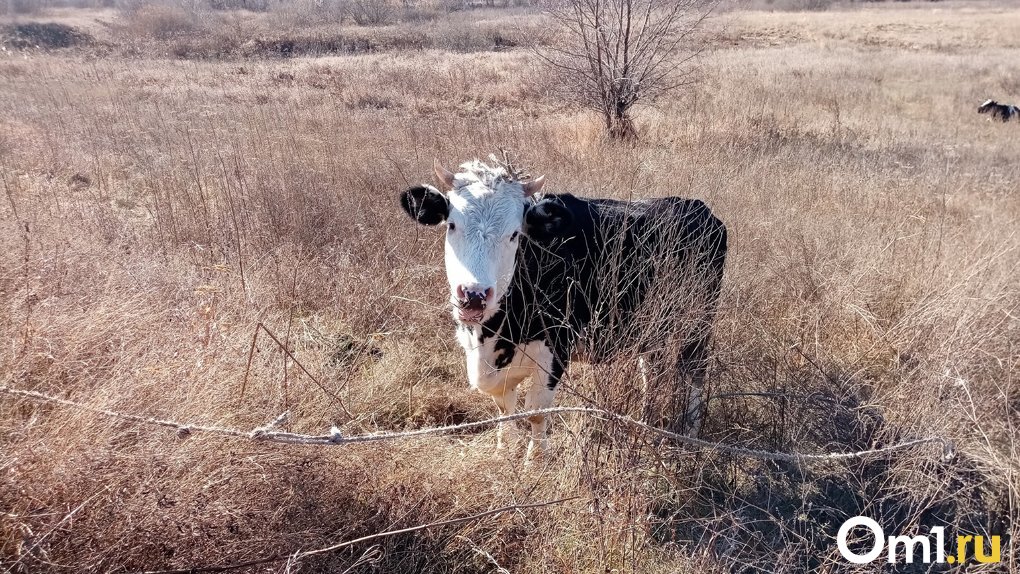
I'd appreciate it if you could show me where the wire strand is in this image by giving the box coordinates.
[0,385,954,462]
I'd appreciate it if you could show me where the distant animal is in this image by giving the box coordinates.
[399,159,727,458]
[978,99,1018,122]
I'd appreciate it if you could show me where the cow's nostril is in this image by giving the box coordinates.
[455,285,495,313]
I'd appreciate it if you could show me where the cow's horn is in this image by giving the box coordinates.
[523,175,545,197]
[434,160,456,189]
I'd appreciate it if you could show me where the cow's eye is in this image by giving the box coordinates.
[448,222,456,232]
[510,231,519,241]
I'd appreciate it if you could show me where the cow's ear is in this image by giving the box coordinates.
[400,185,449,226]
[524,199,574,242]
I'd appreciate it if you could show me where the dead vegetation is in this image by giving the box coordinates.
[1,1,548,57]
[0,0,1018,573]
[0,21,91,48]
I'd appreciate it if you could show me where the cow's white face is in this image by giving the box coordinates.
[400,160,547,325]
[444,176,530,323]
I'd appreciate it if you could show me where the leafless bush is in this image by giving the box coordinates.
[120,3,203,39]
[347,0,397,25]
[4,0,40,14]
[207,0,272,10]
[542,0,714,139]
[736,0,840,10]
[267,0,348,26]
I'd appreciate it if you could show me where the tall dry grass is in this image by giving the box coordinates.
[1,2,1018,572]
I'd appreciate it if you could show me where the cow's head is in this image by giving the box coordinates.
[400,159,571,325]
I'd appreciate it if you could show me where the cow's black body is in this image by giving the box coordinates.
[473,193,728,392]
[978,100,1018,122]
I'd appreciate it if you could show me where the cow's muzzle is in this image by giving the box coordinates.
[454,285,493,323]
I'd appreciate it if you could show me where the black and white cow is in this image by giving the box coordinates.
[400,160,727,458]
[978,99,1018,122]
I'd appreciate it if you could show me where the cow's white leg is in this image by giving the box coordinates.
[462,324,531,452]
[490,385,519,450]
[681,337,710,438]
[638,349,675,429]
[523,379,556,461]
[475,367,527,451]
[638,355,651,394]
[637,352,669,446]
[640,343,707,437]
[686,382,704,438]
[522,342,562,462]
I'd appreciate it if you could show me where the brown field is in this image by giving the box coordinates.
[1,1,1018,572]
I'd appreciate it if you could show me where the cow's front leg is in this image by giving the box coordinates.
[490,386,519,450]
[476,369,525,451]
[523,384,554,461]
[523,355,564,462]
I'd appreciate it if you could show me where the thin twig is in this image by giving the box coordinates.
[254,322,353,420]
[239,323,259,398]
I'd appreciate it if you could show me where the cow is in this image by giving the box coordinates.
[399,159,727,459]
[978,99,1018,122]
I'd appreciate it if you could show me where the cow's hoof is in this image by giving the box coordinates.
[683,418,703,439]
[524,440,548,466]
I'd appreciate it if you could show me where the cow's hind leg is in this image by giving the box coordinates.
[638,351,668,426]
[679,336,710,437]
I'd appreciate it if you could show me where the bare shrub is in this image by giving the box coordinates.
[399,1,443,22]
[267,0,348,26]
[208,0,272,9]
[347,0,397,25]
[5,0,42,14]
[739,0,840,10]
[542,0,714,139]
[121,3,203,39]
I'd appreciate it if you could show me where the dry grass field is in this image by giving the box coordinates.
[1,0,1018,572]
